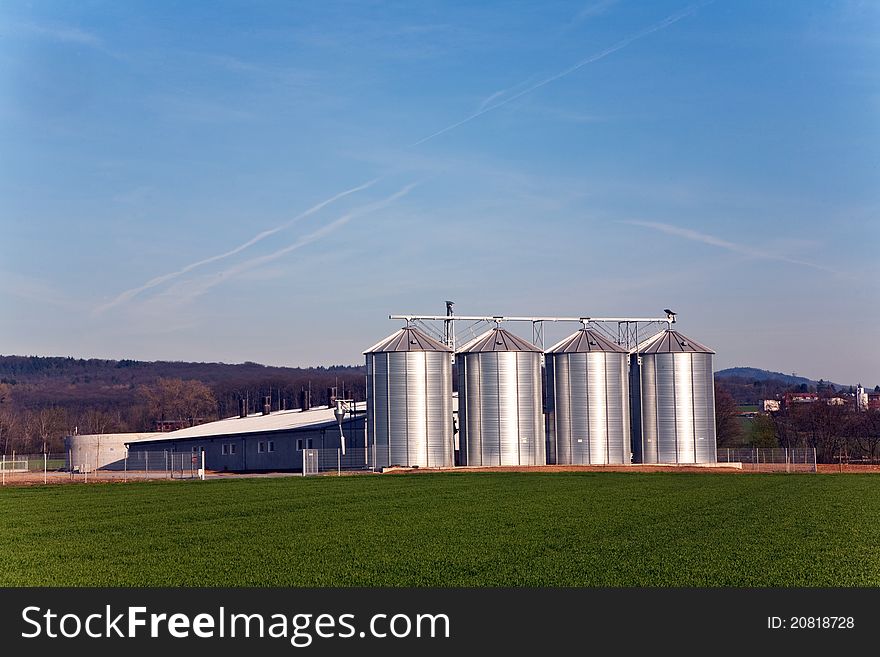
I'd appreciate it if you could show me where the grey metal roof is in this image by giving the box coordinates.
[129,403,367,444]
[635,329,715,354]
[546,328,627,354]
[363,326,452,354]
[457,327,542,353]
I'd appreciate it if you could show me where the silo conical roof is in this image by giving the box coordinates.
[363,326,452,354]
[546,328,627,354]
[457,327,542,353]
[634,329,714,354]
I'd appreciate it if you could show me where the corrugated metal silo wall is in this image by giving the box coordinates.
[457,351,545,466]
[546,353,630,465]
[544,358,556,464]
[366,351,453,468]
[632,352,717,463]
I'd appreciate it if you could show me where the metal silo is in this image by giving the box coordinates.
[457,327,545,466]
[630,329,716,464]
[545,328,630,465]
[364,326,453,468]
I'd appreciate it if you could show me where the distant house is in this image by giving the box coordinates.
[783,392,819,408]
[762,399,781,412]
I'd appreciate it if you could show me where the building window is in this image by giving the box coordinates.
[296,439,303,451]
[258,442,266,453]
[222,444,229,455]
[268,441,275,453]
[230,443,236,455]
[306,438,314,449]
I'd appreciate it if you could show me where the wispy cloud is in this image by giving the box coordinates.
[148,182,418,308]
[477,89,507,112]
[622,220,850,277]
[148,94,257,123]
[410,2,711,147]
[0,272,78,310]
[12,21,102,47]
[474,75,540,112]
[95,179,378,314]
[571,0,621,25]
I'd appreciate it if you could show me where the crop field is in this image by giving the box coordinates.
[2,472,880,587]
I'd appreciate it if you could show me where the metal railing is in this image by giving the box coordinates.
[716,447,817,472]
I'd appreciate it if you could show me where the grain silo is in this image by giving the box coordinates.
[456,327,544,466]
[364,326,454,468]
[545,327,630,465]
[630,329,716,464]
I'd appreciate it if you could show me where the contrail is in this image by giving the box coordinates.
[623,220,849,277]
[98,3,708,313]
[409,2,710,147]
[162,183,419,305]
[96,178,378,313]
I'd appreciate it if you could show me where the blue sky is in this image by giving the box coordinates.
[1,1,877,384]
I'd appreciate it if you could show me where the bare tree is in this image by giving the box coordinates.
[141,378,217,428]
[26,407,68,453]
[801,402,847,464]
[714,382,742,447]
[0,383,18,455]
[77,408,123,435]
[852,411,880,463]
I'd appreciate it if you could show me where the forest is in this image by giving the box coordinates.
[0,355,365,453]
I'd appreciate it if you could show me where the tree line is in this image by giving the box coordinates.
[0,356,366,455]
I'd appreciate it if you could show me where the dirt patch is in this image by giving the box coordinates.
[385,464,745,475]
[816,464,880,474]
[0,471,197,487]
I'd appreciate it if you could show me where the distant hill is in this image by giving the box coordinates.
[713,366,866,405]
[715,367,814,387]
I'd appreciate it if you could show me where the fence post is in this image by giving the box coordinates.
[337,448,341,476]
[44,452,47,485]
[124,451,128,482]
[2,454,5,486]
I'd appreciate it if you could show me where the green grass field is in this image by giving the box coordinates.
[2,472,879,587]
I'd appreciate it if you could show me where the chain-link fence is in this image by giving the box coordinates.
[716,447,817,472]
[303,447,372,475]
[0,450,209,485]
[0,453,67,485]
